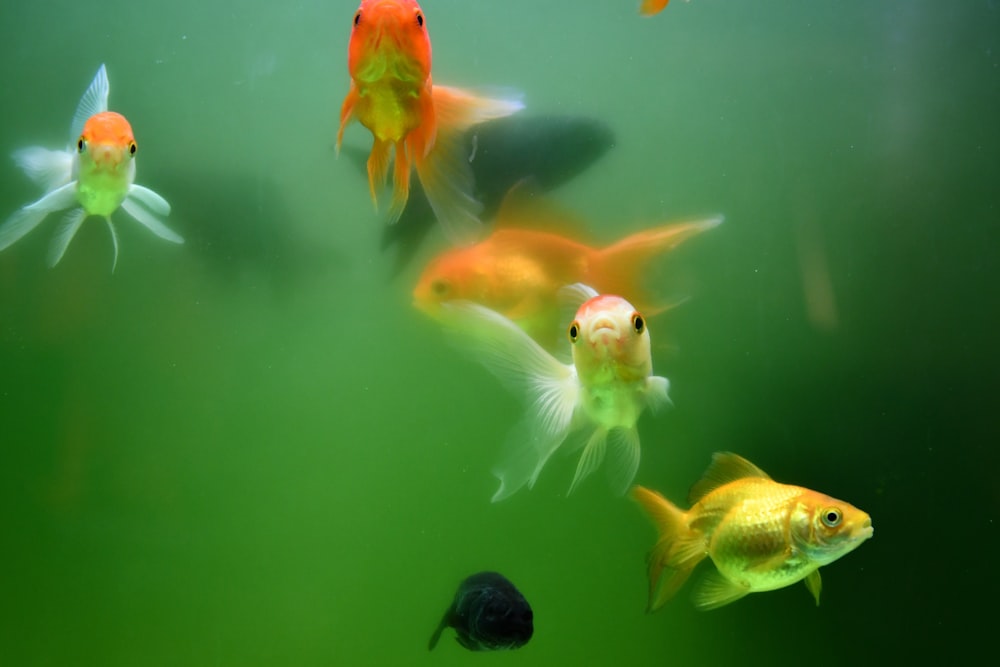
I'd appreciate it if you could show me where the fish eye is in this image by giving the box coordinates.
[430,279,449,297]
[77,138,85,153]
[416,11,424,27]
[568,321,579,343]
[821,507,842,528]
[354,11,361,26]
[631,312,645,334]
[128,141,137,156]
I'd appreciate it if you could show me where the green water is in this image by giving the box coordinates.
[0,1,996,665]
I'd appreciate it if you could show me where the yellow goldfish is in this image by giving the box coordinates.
[0,64,181,271]
[632,452,873,611]
[442,283,669,502]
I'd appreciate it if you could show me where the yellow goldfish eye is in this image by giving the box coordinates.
[631,312,645,334]
[821,508,842,528]
[568,321,580,343]
[77,138,85,153]
[128,141,137,156]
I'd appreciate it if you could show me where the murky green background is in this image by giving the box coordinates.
[0,1,996,665]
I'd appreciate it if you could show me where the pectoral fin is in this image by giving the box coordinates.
[121,197,184,244]
[12,147,73,192]
[804,569,822,606]
[0,181,78,253]
[46,208,87,267]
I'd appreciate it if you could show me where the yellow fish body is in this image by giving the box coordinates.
[632,452,873,611]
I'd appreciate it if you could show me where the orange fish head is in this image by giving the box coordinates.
[569,294,652,379]
[348,0,431,83]
[793,494,874,566]
[413,251,476,316]
[77,111,136,170]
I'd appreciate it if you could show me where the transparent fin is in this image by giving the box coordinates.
[568,427,607,495]
[46,208,87,267]
[692,569,751,611]
[688,452,772,505]
[105,216,120,272]
[415,85,524,246]
[127,183,171,216]
[804,569,822,606]
[0,181,78,252]
[71,64,110,142]
[491,417,565,502]
[645,375,672,413]
[604,427,641,496]
[12,147,74,192]
[121,198,184,244]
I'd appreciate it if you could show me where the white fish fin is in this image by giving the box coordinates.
[645,375,672,413]
[127,183,171,216]
[558,282,599,309]
[604,427,642,496]
[70,64,110,142]
[491,418,565,502]
[105,216,120,272]
[12,147,74,192]
[46,208,88,267]
[567,427,608,495]
[121,197,184,244]
[0,182,78,252]
[692,569,751,611]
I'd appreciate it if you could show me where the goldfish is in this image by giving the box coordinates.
[0,64,182,271]
[428,571,533,652]
[338,0,523,244]
[442,284,670,502]
[632,452,874,611]
[639,0,688,16]
[415,192,721,352]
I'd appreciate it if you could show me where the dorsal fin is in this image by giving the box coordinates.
[688,452,771,504]
[70,64,110,142]
[493,180,589,238]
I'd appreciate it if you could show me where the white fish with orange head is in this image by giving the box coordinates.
[632,452,874,611]
[442,283,670,502]
[0,64,182,271]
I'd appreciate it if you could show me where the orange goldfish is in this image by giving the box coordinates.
[442,284,669,502]
[640,0,670,15]
[632,453,874,611]
[414,199,721,351]
[338,0,523,243]
[0,64,181,271]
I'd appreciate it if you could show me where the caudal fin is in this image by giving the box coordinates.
[414,85,523,246]
[631,485,706,612]
[592,215,722,313]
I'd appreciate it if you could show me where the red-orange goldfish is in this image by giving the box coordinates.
[338,0,523,243]
[0,64,181,271]
[414,202,721,352]
[442,284,669,502]
[632,453,874,611]
[639,0,689,16]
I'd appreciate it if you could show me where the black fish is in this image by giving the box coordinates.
[428,571,534,652]
[342,114,615,275]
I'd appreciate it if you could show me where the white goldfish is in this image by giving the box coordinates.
[442,283,670,502]
[0,64,182,271]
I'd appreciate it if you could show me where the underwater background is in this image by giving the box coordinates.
[0,0,996,665]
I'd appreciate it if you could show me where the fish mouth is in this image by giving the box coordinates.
[858,517,874,540]
[586,316,622,343]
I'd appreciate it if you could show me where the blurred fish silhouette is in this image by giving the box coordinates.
[414,188,721,352]
[342,114,615,274]
[428,571,533,652]
[0,64,181,271]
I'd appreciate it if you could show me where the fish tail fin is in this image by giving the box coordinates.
[366,138,394,212]
[631,485,706,612]
[0,181,79,255]
[387,139,411,225]
[592,215,723,312]
[427,612,449,651]
[438,301,578,502]
[413,85,523,245]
